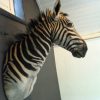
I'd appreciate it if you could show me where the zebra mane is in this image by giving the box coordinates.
[28,9,55,29]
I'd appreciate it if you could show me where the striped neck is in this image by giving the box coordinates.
[27,23,52,66]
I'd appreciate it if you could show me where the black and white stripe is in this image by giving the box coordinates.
[2,0,87,100]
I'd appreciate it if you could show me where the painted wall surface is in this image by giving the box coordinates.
[23,0,40,22]
[54,38,100,100]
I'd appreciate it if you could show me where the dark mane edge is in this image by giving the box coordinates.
[28,9,54,29]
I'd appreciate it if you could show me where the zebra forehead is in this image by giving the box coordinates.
[59,12,69,16]
[56,12,69,20]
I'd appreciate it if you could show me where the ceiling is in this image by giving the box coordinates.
[36,0,100,35]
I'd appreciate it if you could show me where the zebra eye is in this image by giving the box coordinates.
[67,22,73,27]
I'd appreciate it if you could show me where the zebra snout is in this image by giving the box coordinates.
[71,43,88,58]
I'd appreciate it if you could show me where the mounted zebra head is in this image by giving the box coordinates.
[29,0,87,58]
[2,0,88,100]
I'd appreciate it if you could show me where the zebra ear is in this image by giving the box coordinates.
[53,0,61,16]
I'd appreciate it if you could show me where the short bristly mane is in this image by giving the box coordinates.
[28,9,55,29]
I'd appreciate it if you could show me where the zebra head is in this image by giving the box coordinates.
[51,0,88,58]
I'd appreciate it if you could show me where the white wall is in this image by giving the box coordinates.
[54,38,100,100]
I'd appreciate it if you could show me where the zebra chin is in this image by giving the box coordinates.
[71,43,88,58]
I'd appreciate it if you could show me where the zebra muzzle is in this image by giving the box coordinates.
[72,43,88,58]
